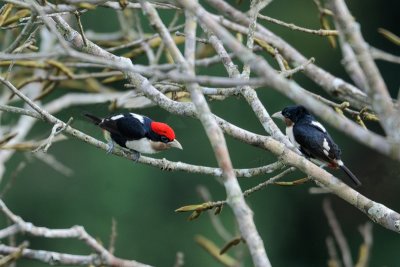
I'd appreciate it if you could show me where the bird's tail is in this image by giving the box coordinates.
[339,164,362,187]
[83,113,102,125]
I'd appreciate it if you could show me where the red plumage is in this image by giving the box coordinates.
[150,121,175,141]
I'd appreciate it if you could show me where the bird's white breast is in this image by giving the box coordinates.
[286,125,300,148]
[126,138,157,154]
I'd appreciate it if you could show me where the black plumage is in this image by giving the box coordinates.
[104,115,147,141]
[275,105,361,186]
[85,113,148,148]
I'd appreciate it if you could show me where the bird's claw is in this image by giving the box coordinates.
[131,151,141,162]
[106,141,114,154]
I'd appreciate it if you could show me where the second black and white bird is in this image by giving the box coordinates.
[272,105,361,186]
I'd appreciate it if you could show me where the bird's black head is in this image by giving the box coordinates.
[281,105,311,124]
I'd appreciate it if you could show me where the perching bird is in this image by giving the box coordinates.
[272,105,361,186]
[84,112,182,160]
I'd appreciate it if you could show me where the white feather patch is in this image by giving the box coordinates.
[111,114,124,120]
[130,113,144,123]
[323,138,330,156]
[311,121,326,132]
[286,125,300,148]
[126,138,157,154]
[323,138,330,151]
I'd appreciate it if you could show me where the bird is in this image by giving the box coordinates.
[84,112,182,161]
[272,105,361,186]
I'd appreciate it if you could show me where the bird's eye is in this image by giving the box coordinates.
[160,136,169,143]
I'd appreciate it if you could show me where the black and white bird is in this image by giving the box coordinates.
[84,113,182,160]
[272,105,361,186]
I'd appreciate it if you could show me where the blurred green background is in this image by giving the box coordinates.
[1,0,400,266]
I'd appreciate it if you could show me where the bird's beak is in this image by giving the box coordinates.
[272,111,284,121]
[168,139,183,150]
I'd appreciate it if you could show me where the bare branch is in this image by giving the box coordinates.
[326,236,341,267]
[323,199,353,267]
[0,199,151,267]
[257,14,339,36]
[197,186,233,242]
[355,223,373,267]
[329,0,400,140]
[370,47,400,64]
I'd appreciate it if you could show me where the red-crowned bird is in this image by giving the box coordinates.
[84,113,182,160]
[272,105,361,186]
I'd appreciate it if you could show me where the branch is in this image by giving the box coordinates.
[370,46,400,64]
[329,0,400,140]
[356,222,373,267]
[0,199,151,267]
[200,9,294,149]
[257,14,339,36]
[140,2,271,266]
[326,236,341,267]
[242,0,260,78]
[0,77,283,178]
[333,18,368,90]
[323,199,353,267]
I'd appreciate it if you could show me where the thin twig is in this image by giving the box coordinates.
[74,11,88,47]
[355,222,373,267]
[323,198,353,267]
[173,252,184,267]
[175,31,209,44]
[243,167,296,197]
[280,57,315,77]
[326,236,342,267]
[242,0,261,78]
[258,14,338,36]
[108,218,117,255]
[197,186,233,242]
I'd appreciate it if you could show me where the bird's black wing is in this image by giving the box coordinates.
[99,115,146,140]
[293,123,341,163]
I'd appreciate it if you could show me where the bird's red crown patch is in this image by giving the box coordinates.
[150,122,175,141]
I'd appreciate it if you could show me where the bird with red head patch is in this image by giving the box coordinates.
[84,112,182,161]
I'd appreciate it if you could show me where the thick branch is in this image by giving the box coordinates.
[141,3,271,266]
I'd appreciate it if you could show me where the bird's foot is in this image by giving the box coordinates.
[106,141,115,154]
[131,151,141,162]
